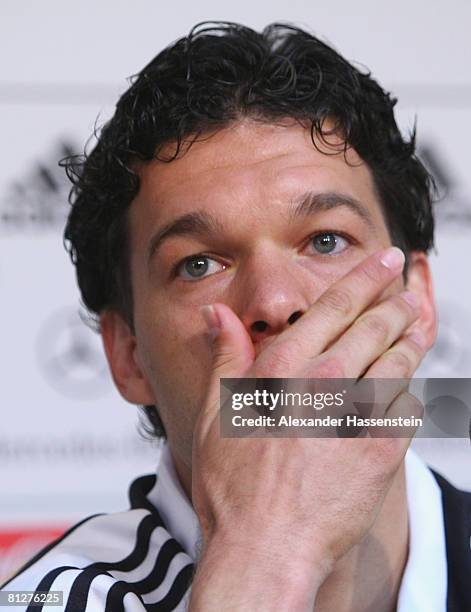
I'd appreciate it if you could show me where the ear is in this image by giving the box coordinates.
[100,310,155,405]
[405,251,438,350]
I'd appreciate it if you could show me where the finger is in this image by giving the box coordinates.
[198,302,256,434]
[357,331,427,438]
[321,290,421,378]
[259,246,406,372]
[362,330,427,379]
[369,390,424,444]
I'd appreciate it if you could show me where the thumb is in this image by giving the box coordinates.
[196,303,255,440]
[201,303,255,379]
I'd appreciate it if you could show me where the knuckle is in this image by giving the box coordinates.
[317,287,353,318]
[383,350,412,376]
[257,341,299,376]
[313,355,345,379]
[405,335,425,356]
[213,347,237,372]
[393,293,416,317]
[359,314,389,344]
[359,261,383,286]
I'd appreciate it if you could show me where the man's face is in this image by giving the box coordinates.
[127,120,403,471]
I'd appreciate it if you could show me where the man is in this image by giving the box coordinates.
[2,21,470,612]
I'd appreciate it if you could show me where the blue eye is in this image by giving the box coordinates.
[311,232,349,255]
[176,255,225,280]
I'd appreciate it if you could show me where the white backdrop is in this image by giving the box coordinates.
[1,0,470,582]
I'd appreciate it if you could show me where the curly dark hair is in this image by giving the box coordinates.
[63,21,435,439]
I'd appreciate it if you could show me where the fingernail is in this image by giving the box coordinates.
[380,247,405,270]
[200,305,221,341]
[401,291,421,309]
[407,330,426,349]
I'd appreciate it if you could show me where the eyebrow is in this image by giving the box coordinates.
[146,190,376,266]
[288,191,376,230]
[147,211,225,266]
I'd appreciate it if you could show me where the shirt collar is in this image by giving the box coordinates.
[148,443,202,561]
[397,447,447,612]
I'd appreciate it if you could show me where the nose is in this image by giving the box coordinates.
[234,248,311,348]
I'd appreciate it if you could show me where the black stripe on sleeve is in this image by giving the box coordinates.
[146,563,194,611]
[10,473,193,611]
[64,568,116,612]
[103,562,194,612]
[62,514,160,607]
[104,581,142,612]
[65,523,193,609]
[0,514,103,589]
[19,511,160,612]
[25,566,78,612]
[134,538,191,592]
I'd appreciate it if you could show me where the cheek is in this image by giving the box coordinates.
[136,306,213,407]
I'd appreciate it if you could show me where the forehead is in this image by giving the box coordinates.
[130,119,384,241]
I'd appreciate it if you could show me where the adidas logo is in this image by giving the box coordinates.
[0,140,76,233]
